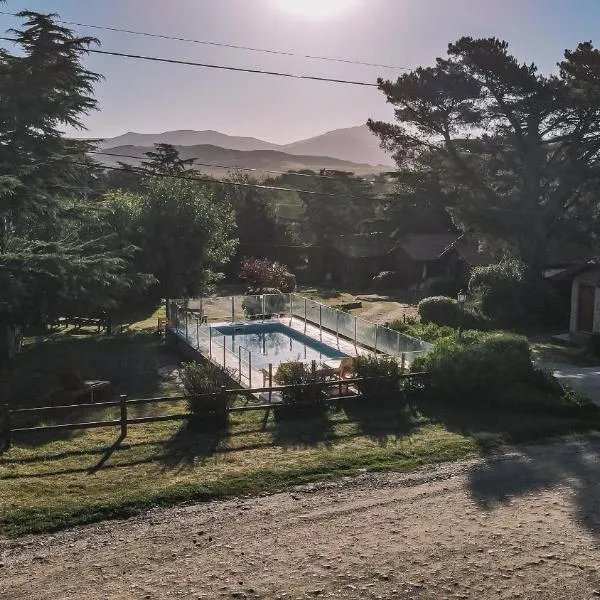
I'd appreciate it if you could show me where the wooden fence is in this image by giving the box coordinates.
[0,372,429,451]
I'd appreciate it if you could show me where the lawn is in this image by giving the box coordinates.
[1,393,597,538]
[1,303,599,539]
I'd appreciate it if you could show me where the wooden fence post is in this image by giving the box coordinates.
[1,403,11,452]
[119,394,128,440]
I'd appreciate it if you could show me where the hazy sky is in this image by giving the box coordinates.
[1,0,599,143]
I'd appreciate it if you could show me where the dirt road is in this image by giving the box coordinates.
[2,441,600,599]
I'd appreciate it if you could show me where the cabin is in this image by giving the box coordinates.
[325,232,493,289]
[567,264,600,335]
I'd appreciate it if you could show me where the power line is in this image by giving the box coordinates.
[0,10,410,71]
[90,150,389,182]
[80,160,390,202]
[0,36,379,87]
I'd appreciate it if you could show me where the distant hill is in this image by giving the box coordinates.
[97,144,389,178]
[282,125,393,167]
[96,124,395,167]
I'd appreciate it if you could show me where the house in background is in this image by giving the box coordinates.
[563,263,600,335]
[326,232,494,289]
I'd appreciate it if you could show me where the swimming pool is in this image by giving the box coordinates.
[212,322,349,370]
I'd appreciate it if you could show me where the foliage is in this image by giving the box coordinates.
[241,291,287,318]
[273,362,326,412]
[141,143,196,175]
[353,355,402,402]
[238,257,296,293]
[369,36,600,270]
[105,178,237,298]
[217,171,294,270]
[180,361,234,429]
[411,331,589,411]
[389,320,457,343]
[469,258,563,327]
[418,296,460,327]
[0,12,149,329]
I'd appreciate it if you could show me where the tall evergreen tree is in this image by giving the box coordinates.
[0,12,150,330]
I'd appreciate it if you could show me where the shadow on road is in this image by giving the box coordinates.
[467,439,600,539]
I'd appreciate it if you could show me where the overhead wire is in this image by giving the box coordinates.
[90,150,392,182]
[74,160,391,202]
[0,35,379,87]
[0,10,410,71]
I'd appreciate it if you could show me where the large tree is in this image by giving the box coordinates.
[105,178,237,298]
[0,11,149,331]
[368,37,600,270]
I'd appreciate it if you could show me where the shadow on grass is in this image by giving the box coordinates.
[416,395,595,453]
[342,396,416,446]
[160,420,227,469]
[3,331,181,449]
[270,405,335,450]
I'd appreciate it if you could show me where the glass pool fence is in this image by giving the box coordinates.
[167,294,432,368]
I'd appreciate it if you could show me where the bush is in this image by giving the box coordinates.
[354,355,403,403]
[180,361,235,429]
[411,332,561,409]
[389,320,457,344]
[418,296,460,327]
[273,361,326,418]
[469,257,564,328]
[241,290,287,318]
[239,257,296,293]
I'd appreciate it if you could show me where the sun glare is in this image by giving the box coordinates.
[273,0,359,19]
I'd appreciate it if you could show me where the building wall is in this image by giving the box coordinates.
[570,268,600,333]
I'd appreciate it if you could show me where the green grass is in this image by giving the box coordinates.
[2,308,599,539]
[1,398,598,538]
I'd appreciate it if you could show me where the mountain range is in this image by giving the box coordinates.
[96,124,395,171]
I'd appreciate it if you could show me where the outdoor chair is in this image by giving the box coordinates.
[54,372,112,405]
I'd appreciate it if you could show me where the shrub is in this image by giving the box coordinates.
[180,361,235,429]
[469,257,564,328]
[354,355,403,403]
[388,320,457,344]
[411,332,559,409]
[418,296,460,327]
[273,361,326,418]
[241,290,287,318]
[239,257,296,293]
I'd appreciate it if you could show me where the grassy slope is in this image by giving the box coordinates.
[1,400,596,538]
[1,305,598,538]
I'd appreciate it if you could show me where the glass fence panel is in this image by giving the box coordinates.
[264,293,290,317]
[290,293,305,320]
[238,295,262,319]
[337,310,355,340]
[321,305,338,333]
[376,326,401,356]
[199,296,232,323]
[305,298,321,327]
[355,317,376,349]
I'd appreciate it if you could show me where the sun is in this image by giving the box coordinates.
[272,0,359,19]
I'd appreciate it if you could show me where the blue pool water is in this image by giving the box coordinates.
[212,322,348,369]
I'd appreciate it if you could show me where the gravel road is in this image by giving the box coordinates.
[2,440,600,599]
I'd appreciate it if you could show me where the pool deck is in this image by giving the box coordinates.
[174,317,373,402]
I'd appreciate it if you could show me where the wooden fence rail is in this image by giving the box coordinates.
[0,372,429,451]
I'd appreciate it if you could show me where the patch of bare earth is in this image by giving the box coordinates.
[2,441,600,599]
